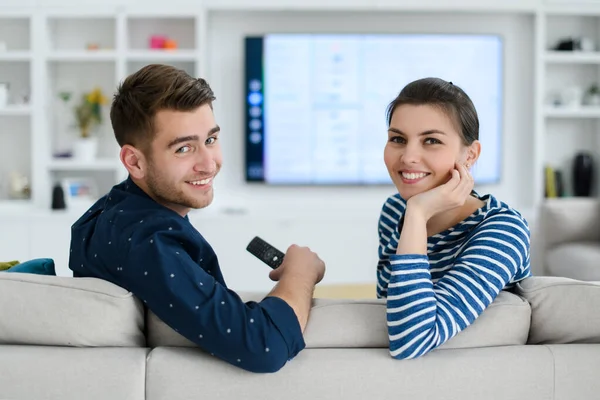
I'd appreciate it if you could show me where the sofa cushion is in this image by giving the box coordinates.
[0,346,148,400]
[1,258,56,275]
[546,243,600,281]
[0,273,145,347]
[147,290,530,350]
[145,346,554,400]
[516,276,600,344]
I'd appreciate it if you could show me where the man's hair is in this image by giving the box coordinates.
[110,64,216,151]
[386,77,479,146]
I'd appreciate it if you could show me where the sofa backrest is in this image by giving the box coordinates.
[2,274,598,350]
[146,290,532,351]
[0,273,145,347]
[516,276,600,344]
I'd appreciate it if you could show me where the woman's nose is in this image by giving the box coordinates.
[400,143,421,164]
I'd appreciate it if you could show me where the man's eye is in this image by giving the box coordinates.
[206,137,218,145]
[176,145,191,153]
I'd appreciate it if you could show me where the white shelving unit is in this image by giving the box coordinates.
[0,7,206,210]
[533,5,600,203]
[0,13,33,206]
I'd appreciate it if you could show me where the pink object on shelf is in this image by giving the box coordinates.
[149,35,167,49]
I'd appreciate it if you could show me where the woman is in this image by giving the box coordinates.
[377,77,531,359]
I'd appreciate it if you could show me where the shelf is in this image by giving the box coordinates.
[126,50,198,61]
[0,199,34,213]
[47,51,117,62]
[0,105,31,116]
[544,51,600,64]
[0,52,32,62]
[47,158,121,171]
[544,106,600,118]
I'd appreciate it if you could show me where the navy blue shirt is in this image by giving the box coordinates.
[69,177,305,372]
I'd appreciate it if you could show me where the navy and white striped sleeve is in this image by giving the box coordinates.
[118,220,305,373]
[385,211,530,359]
[376,195,405,299]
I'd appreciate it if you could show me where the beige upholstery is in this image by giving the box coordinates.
[540,198,600,281]
[0,273,599,400]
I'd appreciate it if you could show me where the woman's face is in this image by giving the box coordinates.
[383,104,478,200]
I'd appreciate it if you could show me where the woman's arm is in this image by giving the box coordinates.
[386,211,530,359]
[376,195,406,299]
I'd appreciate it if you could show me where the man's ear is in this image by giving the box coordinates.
[120,145,147,179]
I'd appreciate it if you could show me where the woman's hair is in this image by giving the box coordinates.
[386,77,479,145]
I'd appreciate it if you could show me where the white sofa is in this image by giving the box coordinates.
[0,273,599,400]
[539,198,600,281]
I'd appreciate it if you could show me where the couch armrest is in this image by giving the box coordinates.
[541,198,600,248]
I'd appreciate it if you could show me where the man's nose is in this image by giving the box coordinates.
[193,146,215,172]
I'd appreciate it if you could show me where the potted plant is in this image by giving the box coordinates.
[72,87,108,161]
[584,83,600,106]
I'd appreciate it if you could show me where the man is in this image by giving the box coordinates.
[69,64,326,373]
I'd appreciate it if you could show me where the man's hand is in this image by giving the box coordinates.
[269,244,325,285]
[266,244,326,332]
[406,163,474,222]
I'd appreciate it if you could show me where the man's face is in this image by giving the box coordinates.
[143,104,222,216]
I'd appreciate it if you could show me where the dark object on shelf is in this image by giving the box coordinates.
[555,170,565,197]
[573,152,594,197]
[51,183,66,210]
[554,38,583,51]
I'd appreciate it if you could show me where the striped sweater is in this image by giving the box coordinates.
[377,192,531,359]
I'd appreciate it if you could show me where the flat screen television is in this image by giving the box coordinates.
[244,33,503,185]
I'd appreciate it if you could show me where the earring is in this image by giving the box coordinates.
[465,163,471,168]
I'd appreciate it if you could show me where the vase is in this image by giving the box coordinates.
[573,152,594,197]
[73,137,98,162]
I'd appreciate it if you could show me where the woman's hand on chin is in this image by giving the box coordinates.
[406,163,474,221]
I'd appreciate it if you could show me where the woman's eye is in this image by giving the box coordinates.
[206,136,218,145]
[176,145,191,154]
[424,138,441,145]
[389,136,405,144]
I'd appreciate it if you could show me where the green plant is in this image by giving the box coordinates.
[74,87,108,138]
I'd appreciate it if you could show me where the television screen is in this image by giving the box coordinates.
[244,33,503,185]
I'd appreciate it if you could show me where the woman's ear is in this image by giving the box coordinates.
[120,145,147,180]
[465,140,481,167]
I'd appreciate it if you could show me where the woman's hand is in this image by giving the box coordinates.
[406,163,474,222]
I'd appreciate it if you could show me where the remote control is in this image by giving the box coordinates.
[246,236,285,269]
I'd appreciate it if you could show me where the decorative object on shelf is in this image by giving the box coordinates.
[561,86,583,108]
[583,84,600,106]
[545,165,557,198]
[553,37,595,52]
[51,182,66,210]
[573,152,594,197]
[0,82,9,108]
[8,171,31,200]
[86,43,100,50]
[61,178,97,209]
[149,35,178,50]
[73,87,108,161]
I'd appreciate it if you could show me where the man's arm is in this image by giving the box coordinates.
[265,245,326,332]
[119,222,305,373]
